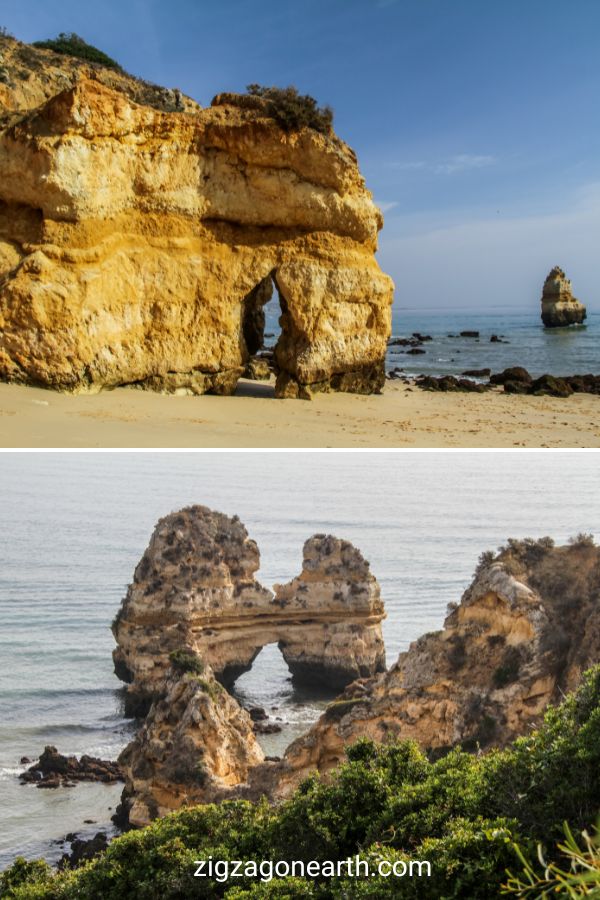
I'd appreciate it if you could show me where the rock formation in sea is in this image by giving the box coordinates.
[113,524,600,825]
[275,537,600,794]
[0,33,393,398]
[112,505,386,824]
[541,266,586,327]
[113,507,386,716]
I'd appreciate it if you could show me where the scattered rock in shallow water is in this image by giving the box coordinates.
[59,831,109,870]
[249,707,268,722]
[412,332,433,342]
[490,334,509,343]
[462,368,491,377]
[406,347,426,355]
[460,330,480,338]
[19,746,123,788]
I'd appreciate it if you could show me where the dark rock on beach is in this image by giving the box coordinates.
[19,745,123,788]
[489,367,532,387]
[462,368,491,378]
[416,375,489,393]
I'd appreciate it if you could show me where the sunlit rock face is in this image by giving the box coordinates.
[113,507,386,715]
[112,505,387,825]
[541,266,586,327]
[0,35,393,397]
[275,539,600,795]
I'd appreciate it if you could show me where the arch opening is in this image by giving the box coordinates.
[231,642,337,756]
[239,270,287,392]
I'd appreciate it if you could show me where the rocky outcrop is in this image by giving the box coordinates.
[275,538,600,794]
[541,266,586,327]
[112,506,386,824]
[117,666,264,826]
[0,34,393,398]
[19,745,123,788]
[113,507,386,715]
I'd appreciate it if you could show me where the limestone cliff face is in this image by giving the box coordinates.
[112,506,386,824]
[118,666,264,827]
[276,539,600,794]
[0,36,393,397]
[541,266,586,327]
[113,508,386,716]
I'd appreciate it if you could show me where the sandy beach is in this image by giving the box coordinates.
[0,378,598,448]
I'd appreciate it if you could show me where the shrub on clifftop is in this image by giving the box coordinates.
[246,84,334,134]
[32,33,122,71]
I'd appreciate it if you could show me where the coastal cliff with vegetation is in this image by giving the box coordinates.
[0,31,393,399]
[3,516,600,897]
[112,506,386,827]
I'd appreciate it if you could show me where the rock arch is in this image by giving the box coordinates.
[112,505,386,716]
[0,77,394,397]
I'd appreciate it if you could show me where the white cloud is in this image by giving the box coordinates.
[388,155,496,176]
[376,200,399,213]
[434,154,497,175]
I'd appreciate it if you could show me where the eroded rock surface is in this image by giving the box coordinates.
[0,35,393,397]
[275,538,600,794]
[541,266,586,327]
[112,506,386,824]
[118,666,264,826]
[113,508,386,715]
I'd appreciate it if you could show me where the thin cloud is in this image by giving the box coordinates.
[434,154,497,175]
[376,200,399,213]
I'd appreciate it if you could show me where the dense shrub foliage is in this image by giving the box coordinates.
[246,84,333,135]
[32,33,122,71]
[3,667,600,898]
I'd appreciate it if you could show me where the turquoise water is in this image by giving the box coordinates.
[1,452,599,867]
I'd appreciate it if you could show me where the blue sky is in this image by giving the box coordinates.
[3,0,600,311]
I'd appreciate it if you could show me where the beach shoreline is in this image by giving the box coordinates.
[1,378,598,448]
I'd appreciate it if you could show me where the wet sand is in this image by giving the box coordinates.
[0,379,598,448]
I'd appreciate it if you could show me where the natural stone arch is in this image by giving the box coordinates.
[112,505,386,715]
[0,78,394,398]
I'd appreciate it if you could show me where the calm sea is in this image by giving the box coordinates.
[1,452,599,867]
[263,296,600,378]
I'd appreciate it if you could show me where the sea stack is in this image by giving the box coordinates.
[112,505,387,824]
[541,266,586,327]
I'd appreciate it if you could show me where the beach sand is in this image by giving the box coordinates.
[0,378,598,448]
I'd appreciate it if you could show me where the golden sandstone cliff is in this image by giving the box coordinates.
[0,34,393,398]
[112,519,600,826]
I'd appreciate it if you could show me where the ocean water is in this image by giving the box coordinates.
[1,452,599,867]
[262,293,600,378]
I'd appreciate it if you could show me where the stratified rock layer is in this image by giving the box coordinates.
[0,36,393,397]
[113,508,386,715]
[276,539,600,794]
[112,506,386,824]
[541,266,586,327]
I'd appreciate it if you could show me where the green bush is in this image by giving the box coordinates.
[169,649,204,675]
[4,667,600,898]
[32,33,122,71]
[245,84,333,135]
